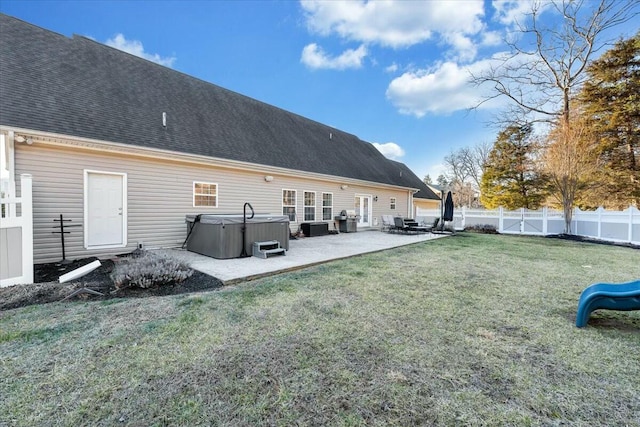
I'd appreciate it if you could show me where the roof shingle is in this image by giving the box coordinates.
[0,14,438,200]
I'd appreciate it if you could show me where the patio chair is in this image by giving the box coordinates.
[381,215,393,232]
[393,217,416,234]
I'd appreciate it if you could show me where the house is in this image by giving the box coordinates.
[0,14,439,264]
[387,161,441,215]
[421,183,446,210]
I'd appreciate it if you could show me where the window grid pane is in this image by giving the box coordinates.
[304,192,315,221]
[194,182,218,207]
[283,190,296,222]
[283,190,295,206]
[322,193,333,220]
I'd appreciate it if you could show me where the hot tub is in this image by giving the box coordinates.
[185,214,290,259]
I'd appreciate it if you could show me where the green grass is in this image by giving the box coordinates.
[1,234,639,426]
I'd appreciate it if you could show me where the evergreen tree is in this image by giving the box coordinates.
[481,124,546,209]
[436,174,450,188]
[579,33,640,208]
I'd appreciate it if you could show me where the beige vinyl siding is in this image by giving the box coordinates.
[414,198,440,213]
[16,143,413,263]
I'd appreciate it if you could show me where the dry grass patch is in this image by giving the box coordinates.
[1,234,639,426]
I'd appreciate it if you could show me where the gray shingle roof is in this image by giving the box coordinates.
[388,160,440,201]
[0,14,438,200]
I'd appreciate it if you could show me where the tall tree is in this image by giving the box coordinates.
[423,174,433,185]
[436,174,450,188]
[481,124,546,209]
[442,142,491,207]
[579,32,640,208]
[543,117,600,232]
[473,0,637,127]
[472,0,637,230]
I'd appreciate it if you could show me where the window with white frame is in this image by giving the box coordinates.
[304,191,316,221]
[322,192,333,220]
[282,189,297,221]
[193,182,218,207]
[390,197,396,210]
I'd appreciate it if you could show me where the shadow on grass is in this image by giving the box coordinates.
[587,315,640,332]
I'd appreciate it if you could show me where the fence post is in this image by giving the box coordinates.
[7,179,16,218]
[542,207,548,235]
[597,206,603,239]
[461,206,466,229]
[629,205,634,243]
[20,174,33,285]
[498,206,504,233]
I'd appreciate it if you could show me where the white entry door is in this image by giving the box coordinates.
[85,171,126,248]
[354,195,372,227]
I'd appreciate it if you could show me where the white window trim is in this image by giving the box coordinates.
[193,181,218,208]
[304,190,316,222]
[83,169,127,249]
[322,192,333,221]
[282,188,297,223]
[390,197,397,210]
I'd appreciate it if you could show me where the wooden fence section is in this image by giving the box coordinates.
[1,174,33,287]
[415,205,640,245]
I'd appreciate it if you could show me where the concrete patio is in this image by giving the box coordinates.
[158,230,447,284]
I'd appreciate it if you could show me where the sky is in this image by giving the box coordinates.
[1,1,638,182]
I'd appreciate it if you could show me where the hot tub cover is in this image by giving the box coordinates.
[186,214,290,225]
[185,214,290,259]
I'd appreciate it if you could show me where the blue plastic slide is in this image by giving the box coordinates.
[576,279,640,327]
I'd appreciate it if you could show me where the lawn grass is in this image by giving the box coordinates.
[1,233,639,426]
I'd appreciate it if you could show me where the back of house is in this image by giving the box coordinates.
[0,13,439,264]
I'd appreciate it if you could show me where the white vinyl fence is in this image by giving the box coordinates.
[1,174,33,287]
[416,205,640,245]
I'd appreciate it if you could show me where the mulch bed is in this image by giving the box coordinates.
[547,233,639,250]
[1,255,224,311]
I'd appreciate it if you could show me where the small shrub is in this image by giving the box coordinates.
[464,224,498,234]
[110,252,193,290]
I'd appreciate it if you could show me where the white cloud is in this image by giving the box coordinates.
[492,0,554,28]
[492,0,534,25]
[372,142,405,159]
[105,34,176,67]
[301,0,486,60]
[301,43,367,70]
[481,30,502,46]
[385,56,509,116]
[426,163,448,181]
[385,62,399,73]
[443,32,477,62]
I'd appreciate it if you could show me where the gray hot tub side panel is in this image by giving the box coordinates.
[185,215,290,259]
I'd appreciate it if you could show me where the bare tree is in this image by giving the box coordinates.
[443,150,467,185]
[442,142,491,207]
[543,117,600,233]
[464,142,492,190]
[471,0,637,229]
[472,0,638,126]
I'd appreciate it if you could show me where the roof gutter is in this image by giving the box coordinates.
[1,126,419,192]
